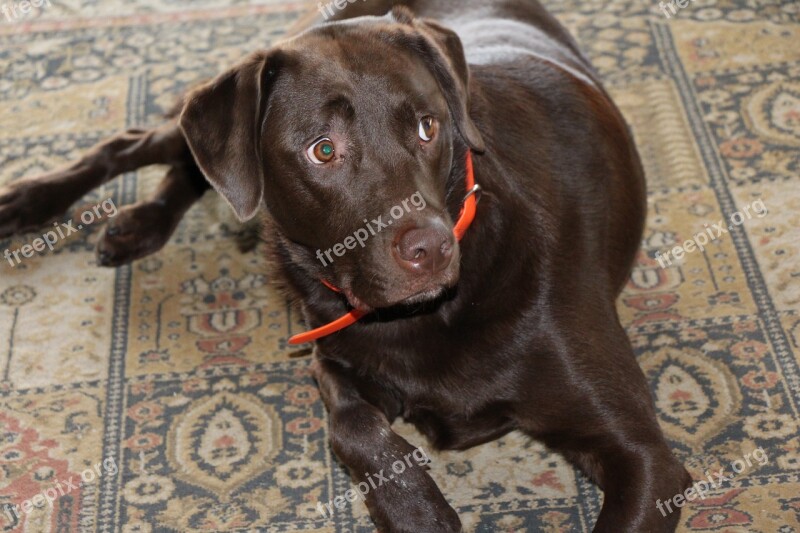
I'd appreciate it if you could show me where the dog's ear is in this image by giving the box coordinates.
[179,50,280,221]
[391,10,485,152]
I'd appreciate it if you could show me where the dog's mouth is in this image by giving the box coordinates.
[341,283,452,313]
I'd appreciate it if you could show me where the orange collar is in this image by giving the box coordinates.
[288,150,480,345]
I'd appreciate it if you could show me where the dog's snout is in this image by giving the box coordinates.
[393,220,454,274]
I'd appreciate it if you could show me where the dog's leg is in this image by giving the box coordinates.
[313,358,462,533]
[0,122,188,239]
[519,323,691,533]
[565,439,691,533]
[96,161,209,266]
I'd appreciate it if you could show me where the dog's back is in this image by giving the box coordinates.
[322,1,590,75]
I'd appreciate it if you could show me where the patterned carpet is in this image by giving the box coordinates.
[1,0,799,531]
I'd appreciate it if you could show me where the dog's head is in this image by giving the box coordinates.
[179,7,484,311]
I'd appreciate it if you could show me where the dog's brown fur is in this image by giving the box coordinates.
[0,1,691,531]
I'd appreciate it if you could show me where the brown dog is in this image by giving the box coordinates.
[0,1,691,531]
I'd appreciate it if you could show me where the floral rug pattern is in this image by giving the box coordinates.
[1,0,799,531]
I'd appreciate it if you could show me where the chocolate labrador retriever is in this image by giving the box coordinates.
[0,0,691,531]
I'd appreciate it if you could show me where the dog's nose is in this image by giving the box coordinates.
[393,220,454,274]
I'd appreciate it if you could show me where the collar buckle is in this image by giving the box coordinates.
[464,183,482,205]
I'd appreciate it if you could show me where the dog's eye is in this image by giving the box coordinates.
[418,116,438,143]
[307,138,336,164]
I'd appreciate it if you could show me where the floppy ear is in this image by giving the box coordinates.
[179,50,278,221]
[390,8,485,152]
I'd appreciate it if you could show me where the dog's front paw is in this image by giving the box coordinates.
[0,178,75,238]
[96,202,178,267]
[376,499,462,533]
[367,468,462,533]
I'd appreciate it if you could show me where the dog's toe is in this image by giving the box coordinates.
[96,232,147,267]
[104,223,126,237]
[96,227,144,267]
[95,202,177,267]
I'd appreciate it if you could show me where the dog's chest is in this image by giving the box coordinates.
[363,360,515,450]
[327,318,524,449]
[400,395,513,450]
